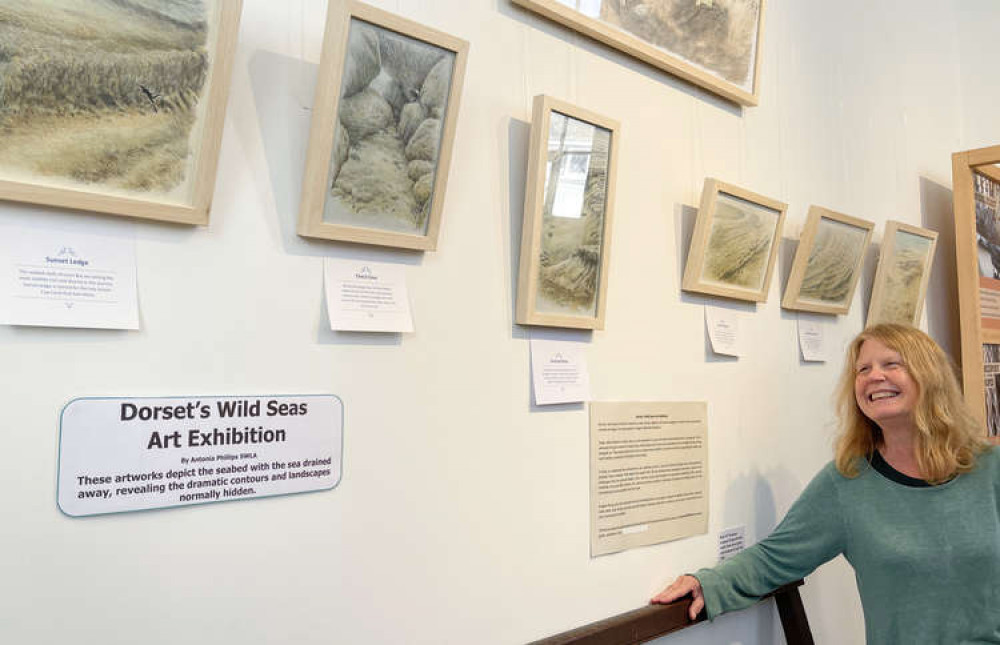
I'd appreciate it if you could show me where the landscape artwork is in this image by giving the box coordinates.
[797,218,869,307]
[323,18,456,237]
[0,0,230,216]
[534,112,611,318]
[868,227,935,326]
[700,192,779,292]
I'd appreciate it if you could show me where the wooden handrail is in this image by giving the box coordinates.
[528,579,813,645]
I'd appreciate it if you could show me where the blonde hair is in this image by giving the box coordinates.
[834,323,988,483]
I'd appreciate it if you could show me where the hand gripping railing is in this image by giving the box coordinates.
[528,579,813,645]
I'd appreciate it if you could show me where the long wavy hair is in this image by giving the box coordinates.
[834,323,988,483]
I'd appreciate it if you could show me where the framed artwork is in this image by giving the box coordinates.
[953,145,1000,438]
[0,1,242,225]
[866,221,937,327]
[511,0,767,107]
[516,95,619,330]
[781,206,874,315]
[681,179,786,302]
[297,1,469,251]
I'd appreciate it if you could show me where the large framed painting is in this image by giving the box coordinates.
[781,206,874,315]
[682,179,786,303]
[516,95,619,330]
[297,1,469,251]
[866,221,937,327]
[0,1,242,225]
[511,0,766,107]
[953,145,1000,439]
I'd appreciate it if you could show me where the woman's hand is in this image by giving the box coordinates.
[650,575,704,620]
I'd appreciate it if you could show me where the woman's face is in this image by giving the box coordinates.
[853,338,919,428]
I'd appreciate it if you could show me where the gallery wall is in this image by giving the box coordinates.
[1,1,995,644]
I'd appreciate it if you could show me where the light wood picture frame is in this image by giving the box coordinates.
[682,179,786,302]
[952,144,1000,438]
[0,1,242,225]
[297,1,469,251]
[516,95,619,330]
[781,206,874,315]
[866,220,937,327]
[511,0,767,107]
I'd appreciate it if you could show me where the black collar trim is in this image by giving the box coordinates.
[868,450,931,488]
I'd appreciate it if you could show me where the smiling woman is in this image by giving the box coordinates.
[652,324,999,645]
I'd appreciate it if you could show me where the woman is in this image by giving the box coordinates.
[652,323,999,644]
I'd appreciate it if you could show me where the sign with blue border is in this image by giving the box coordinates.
[58,395,343,517]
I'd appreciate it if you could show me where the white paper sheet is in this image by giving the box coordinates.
[797,317,829,362]
[718,525,746,561]
[705,306,742,356]
[324,258,414,332]
[0,223,138,329]
[530,338,591,405]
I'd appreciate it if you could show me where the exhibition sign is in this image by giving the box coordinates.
[58,395,343,517]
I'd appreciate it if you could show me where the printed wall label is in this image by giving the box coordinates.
[58,395,343,517]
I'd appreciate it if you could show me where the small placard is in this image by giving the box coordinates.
[324,258,413,332]
[58,395,343,517]
[797,317,829,362]
[718,525,746,561]
[705,306,742,357]
[530,338,591,405]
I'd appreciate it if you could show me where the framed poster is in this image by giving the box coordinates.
[866,221,937,327]
[953,145,1000,438]
[0,1,242,225]
[681,178,786,303]
[511,0,767,107]
[297,1,469,251]
[781,206,873,315]
[516,95,619,330]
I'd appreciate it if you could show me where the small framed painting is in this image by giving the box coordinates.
[867,221,938,326]
[682,179,786,302]
[516,95,620,330]
[511,0,767,107]
[297,1,469,251]
[781,206,874,315]
[0,1,242,225]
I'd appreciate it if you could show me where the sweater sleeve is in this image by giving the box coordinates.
[692,463,847,619]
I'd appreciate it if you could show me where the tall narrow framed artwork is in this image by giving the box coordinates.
[0,1,242,225]
[953,144,1000,438]
[682,179,786,303]
[781,206,874,315]
[516,95,619,330]
[511,0,766,107]
[866,221,937,327]
[298,1,469,251]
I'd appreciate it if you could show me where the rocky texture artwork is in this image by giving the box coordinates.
[535,113,611,318]
[701,192,779,291]
[324,19,455,236]
[797,218,869,307]
[869,228,935,326]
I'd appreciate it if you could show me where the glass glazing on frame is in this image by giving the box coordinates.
[797,217,868,307]
[323,17,456,236]
[0,0,218,204]
[534,111,611,318]
[870,229,933,325]
[700,191,779,292]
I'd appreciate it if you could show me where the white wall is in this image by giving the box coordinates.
[0,1,993,644]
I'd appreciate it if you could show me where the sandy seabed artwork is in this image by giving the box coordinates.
[797,218,869,307]
[535,112,611,318]
[0,0,213,202]
[701,192,779,291]
[323,18,456,236]
[870,229,934,324]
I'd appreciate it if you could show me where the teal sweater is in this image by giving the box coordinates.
[694,447,1000,644]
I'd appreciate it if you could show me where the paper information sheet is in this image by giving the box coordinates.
[589,401,708,556]
[797,317,829,362]
[718,525,746,561]
[324,258,413,332]
[705,306,742,356]
[0,224,138,329]
[530,338,591,405]
[58,395,343,517]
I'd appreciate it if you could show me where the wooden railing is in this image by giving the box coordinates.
[528,579,813,645]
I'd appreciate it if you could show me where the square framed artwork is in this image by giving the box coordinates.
[781,206,874,315]
[0,1,242,225]
[297,1,469,251]
[511,0,767,107]
[516,95,619,330]
[866,220,937,327]
[682,179,786,302]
